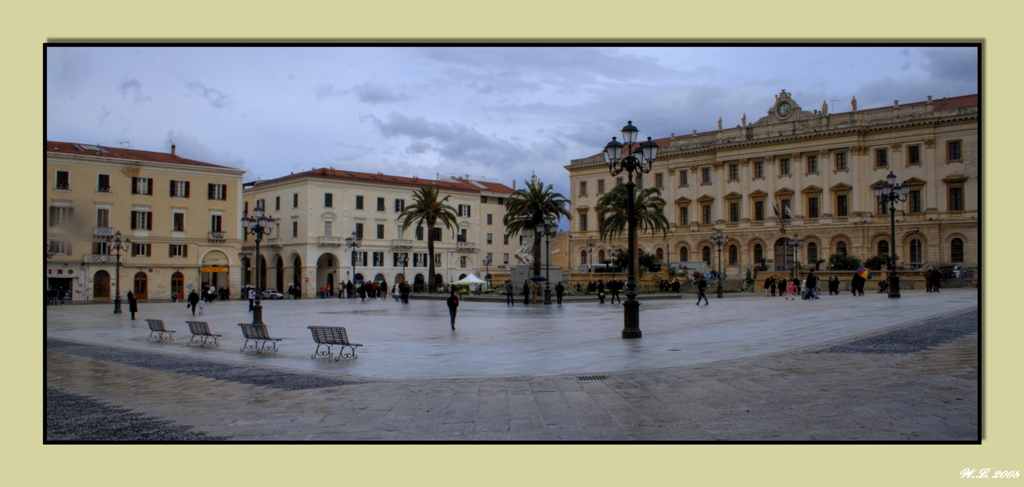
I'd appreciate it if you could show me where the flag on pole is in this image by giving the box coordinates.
[785,205,794,219]
[772,200,781,219]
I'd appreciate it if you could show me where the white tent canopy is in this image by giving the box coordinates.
[455,273,489,290]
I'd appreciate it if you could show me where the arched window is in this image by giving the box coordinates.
[679,247,688,262]
[728,245,738,265]
[656,248,664,261]
[702,246,711,264]
[951,238,964,263]
[171,271,184,299]
[910,239,922,264]
[807,242,818,263]
[133,271,148,299]
[598,249,606,262]
[754,244,763,263]
[581,250,588,266]
[837,241,847,256]
[878,240,889,256]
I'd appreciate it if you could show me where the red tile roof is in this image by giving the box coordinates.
[252,167,486,193]
[46,141,238,170]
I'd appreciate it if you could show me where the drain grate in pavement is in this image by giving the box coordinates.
[577,375,607,381]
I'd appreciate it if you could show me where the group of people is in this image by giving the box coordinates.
[922,267,943,293]
[45,287,69,305]
[761,272,823,300]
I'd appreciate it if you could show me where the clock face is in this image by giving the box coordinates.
[777,102,791,117]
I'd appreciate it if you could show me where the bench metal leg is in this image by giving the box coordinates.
[311,343,334,360]
[338,345,359,360]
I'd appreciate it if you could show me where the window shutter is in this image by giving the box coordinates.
[147,178,153,195]
[130,211,137,230]
[185,181,190,198]
[183,245,188,257]
[221,185,226,201]
[170,181,175,197]
[49,207,56,226]
[147,212,153,230]
[208,184,214,200]
[131,177,138,194]
[169,245,174,257]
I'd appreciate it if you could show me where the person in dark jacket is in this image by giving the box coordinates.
[446,289,459,330]
[523,280,531,305]
[127,290,138,320]
[696,276,709,306]
[764,276,772,297]
[187,289,200,315]
[851,273,866,296]
[608,279,621,304]
[504,280,515,306]
[555,281,565,305]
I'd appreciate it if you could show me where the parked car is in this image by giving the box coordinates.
[261,288,284,299]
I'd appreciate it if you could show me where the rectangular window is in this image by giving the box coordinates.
[48,241,72,256]
[908,146,921,165]
[96,208,109,228]
[170,180,189,198]
[97,174,110,193]
[836,195,849,217]
[130,211,153,230]
[169,244,188,257]
[487,214,493,225]
[173,213,185,232]
[755,201,765,221]
[292,221,298,237]
[486,233,493,244]
[702,167,711,183]
[377,197,385,211]
[132,177,152,195]
[458,204,472,217]
[729,165,738,181]
[503,234,509,245]
[679,207,688,225]
[949,187,964,211]
[131,242,151,257]
[679,171,688,186]
[497,198,504,205]
[808,197,819,218]
[729,202,739,222]
[877,196,887,215]
[208,183,227,200]
[56,170,70,190]
[395,199,405,212]
[908,190,922,213]
[580,181,588,196]
[655,173,664,188]
[702,205,712,224]
[780,159,790,175]
[355,195,364,209]
[324,221,332,237]
[275,196,280,210]
[435,254,442,266]
[356,223,364,239]
[948,141,962,161]
[211,215,222,232]
[580,213,588,232]
[432,227,441,242]
[93,241,110,255]
[457,229,468,243]
[781,199,791,219]
[352,252,367,266]
[372,252,384,267]
[807,156,818,173]
[616,177,623,186]
[836,153,847,171]
[244,201,248,214]
[754,162,764,178]
[503,253,509,264]
[875,149,887,167]
[256,198,265,210]
[598,179,605,194]
[377,224,384,239]
[48,206,74,227]
[416,227,424,241]
[325,193,333,207]
[481,196,487,204]
[293,193,299,208]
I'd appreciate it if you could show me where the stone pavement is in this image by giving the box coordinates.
[45,288,979,441]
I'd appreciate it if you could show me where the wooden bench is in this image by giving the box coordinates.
[238,323,282,353]
[186,321,222,347]
[308,326,362,360]
[145,319,176,342]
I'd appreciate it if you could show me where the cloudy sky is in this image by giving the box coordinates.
[46,45,977,200]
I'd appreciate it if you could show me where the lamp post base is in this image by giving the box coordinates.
[113,297,122,314]
[252,301,264,325]
[888,271,902,298]
[543,287,552,305]
[716,283,724,298]
[621,295,641,338]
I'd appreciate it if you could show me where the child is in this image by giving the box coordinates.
[197,297,205,315]
[786,279,796,300]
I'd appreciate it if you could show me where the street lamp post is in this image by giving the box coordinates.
[345,230,363,287]
[585,235,596,273]
[604,121,658,339]
[788,234,804,277]
[400,252,409,287]
[873,171,910,298]
[241,205,275,324]
[609,244,619,281]
[536,216,557,305]
[107,231,131,314]
[710,228,726,298]
[482,255,492,290]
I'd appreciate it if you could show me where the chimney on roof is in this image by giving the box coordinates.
[436,173,440,180]
[512,180,516,190]
[171,144,176,155]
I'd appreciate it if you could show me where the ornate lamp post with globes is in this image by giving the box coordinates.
[585,235,596,273]
[710,228,726,298]
[536,215,557,305]
[107,231,131,314]
[603,121,659,338]
[873,171,910,298]
[241,205,275,324]
[345,231,363,285]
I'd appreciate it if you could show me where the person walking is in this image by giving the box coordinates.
[696,275,709,306]
[187,289,200,316]
[555,281,565,305]
[127,290,138,320]
[504,280,515,306]
[248,287,256,311]
[381,280,388,300]
[764,276,772,297]
[400,281,410,304]
[523,280,531,305]
[609,279,621,304]
[446,289,459,330]
[785,278,796,300]
[851,272,865,296]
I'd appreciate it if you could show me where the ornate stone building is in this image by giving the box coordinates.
[565,91,978,277]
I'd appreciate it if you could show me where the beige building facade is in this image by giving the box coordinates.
[45,142,246,302]
[566,91,979,277]
[241,169,514,297]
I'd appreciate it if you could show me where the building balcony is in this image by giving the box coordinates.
[391,239,413,249]
[208,231,226,242]
[94,227,115,237]
[266,238,284,247]
[318,236,343,246]
[456,241,478,251]
[84,254,118,264]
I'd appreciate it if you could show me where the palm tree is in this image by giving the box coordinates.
[503,177,570,277]
[399,186,459,293]
[596,184,670,273]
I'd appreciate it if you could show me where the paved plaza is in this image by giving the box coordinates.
[45,288,979,441]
